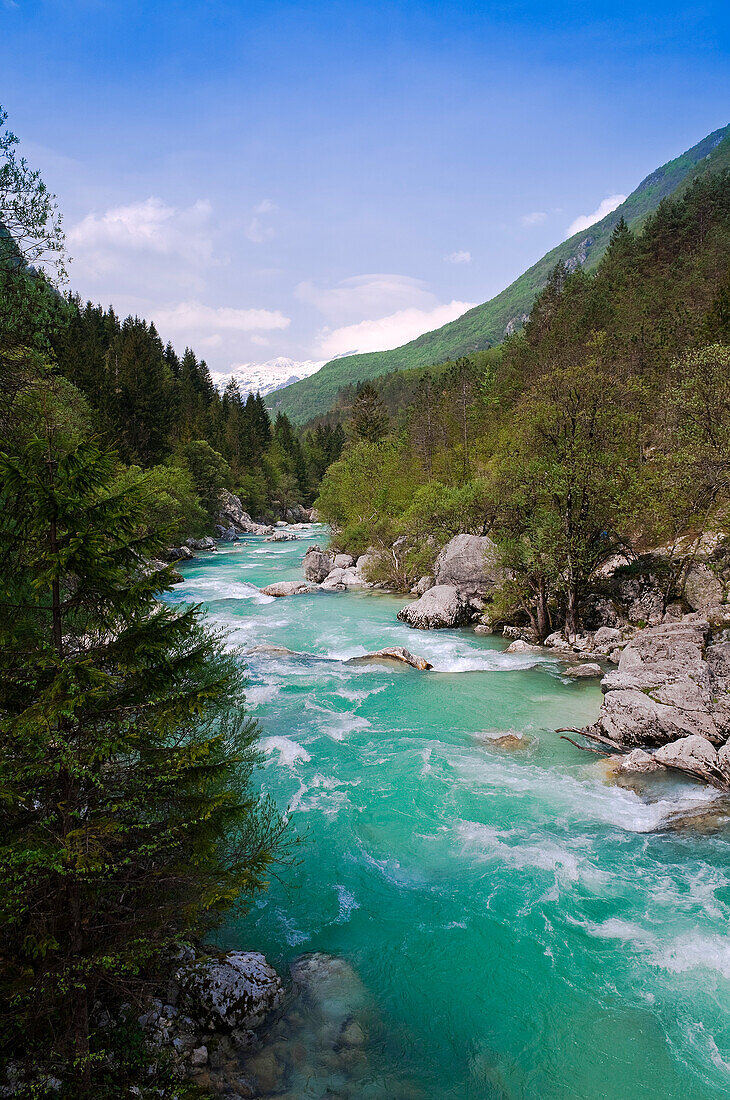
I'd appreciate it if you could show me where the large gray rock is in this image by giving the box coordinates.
[616,748,662,774]
[355,551,379,581]
[321,566,370,590]
[684,563,723,611]
[162,545,194,562]
[397,585,473,630]
[654,735,718,772]
[563,663,603,678]
[347,646,432,670]
[214,525,239,541]
[186,536,217,552]
[260,581,319,597]
[412,574,435,596]
[177,951,284,1031]
[303,546,335,583]
[334,553,355,569]
[433,534,504,600]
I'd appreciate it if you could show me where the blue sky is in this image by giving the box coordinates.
[4,0,730,382]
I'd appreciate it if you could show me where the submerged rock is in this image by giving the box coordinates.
[245,644,300,656]
[478,731,531,751]
[347,646,433,670]
[397,585,474,630]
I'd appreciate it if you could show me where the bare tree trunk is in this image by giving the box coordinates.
[536,579,550,639]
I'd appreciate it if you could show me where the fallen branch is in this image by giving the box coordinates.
[559,735,611,756]
[556,726,623,752]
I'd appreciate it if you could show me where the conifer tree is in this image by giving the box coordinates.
[0,377,283,1095]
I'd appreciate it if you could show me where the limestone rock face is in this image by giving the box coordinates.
[303,546,336,583]
[412,574,435,596]
[334,553,356,569]
[216,490,274,536]
[177,951,284,1031]
[684,563,724,611]
[397,585,473,630]
[433,534,504,600]
[581,615,730,751]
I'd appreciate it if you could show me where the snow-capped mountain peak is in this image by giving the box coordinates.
[212,356,325,397]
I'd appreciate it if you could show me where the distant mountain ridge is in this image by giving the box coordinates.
[271,123,730,423]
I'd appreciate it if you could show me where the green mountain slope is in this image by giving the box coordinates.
[272,124,730,424]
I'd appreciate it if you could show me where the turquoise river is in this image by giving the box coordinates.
[167,525,730,1099]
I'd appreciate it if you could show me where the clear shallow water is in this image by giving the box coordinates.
[166,529,730,1099]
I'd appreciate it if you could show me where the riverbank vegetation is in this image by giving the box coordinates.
[315,168,730,637]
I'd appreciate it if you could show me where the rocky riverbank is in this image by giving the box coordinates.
[137,946,411,1099]
[571,607,730,789]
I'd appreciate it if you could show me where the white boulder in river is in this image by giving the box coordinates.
[433,533,505,599]
[260,580,319,597]
[397,584,474,629]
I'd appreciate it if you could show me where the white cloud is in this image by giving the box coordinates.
[68,197,214,270]
[521,211,547,227]
[246,198,277,243]
[296,273,434,322]
[316,300,475,360]
[567,194,626,237]
[445,249,471,264]
[150,300,290,342]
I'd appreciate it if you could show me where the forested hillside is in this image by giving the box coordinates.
[272,123,730,424]
[316,167,730,636]
[49,301,342,525]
